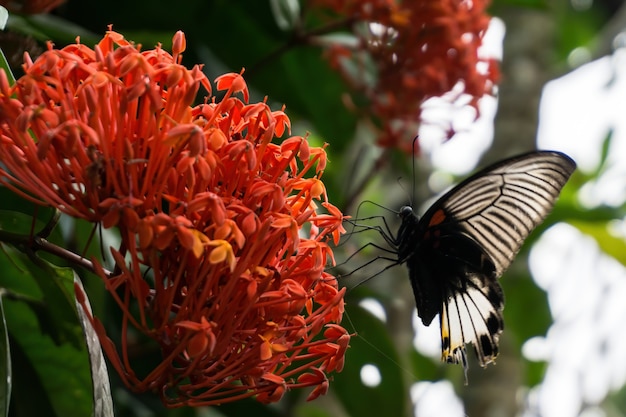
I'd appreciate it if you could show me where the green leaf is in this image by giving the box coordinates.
[502,266,551,345]
[215,397,283,417]
[22,253,85,348]
[7,13,101,45]
[0,7,12,87]
[0,209,51,239]
[501,266,552,386]
[3,299,92,417]
[294,403,335,417]
[570,219,626,266]
[492,0,548,7]
[0,297,10,417]
[409,347,441,382]
[332,301,407,417]
[0,248,93,416]
[0,186,58,236]
[0,49,13,86]
[596,130,613,177]
[74,277,113,417]
[8,334,57,416]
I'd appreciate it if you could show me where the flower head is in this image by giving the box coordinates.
[0,30,211,225]
[312,0,498,152]
[1,29,349,407]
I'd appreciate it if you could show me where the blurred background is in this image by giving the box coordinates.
[0,1,625,416]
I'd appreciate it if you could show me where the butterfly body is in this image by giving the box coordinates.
[393,151,576,371]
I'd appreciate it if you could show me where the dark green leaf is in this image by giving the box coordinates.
[194,2,357,151]
[3,298,92,417]
[215,397,284,417]
[0,49,13,86]
[8,334,57,417]
[408,344,442,382]
[0,297,10,417]
[74,277,113,417]
[0,186,57,234]
[492,0,549,7]
[22,253,84,348]
[8,13,101,45]
[333,302,407,417]
[294,403,335,417]
[502,269,551,344]
[597,130,613,176]
[570,220,626,266]
[0,248,93,416]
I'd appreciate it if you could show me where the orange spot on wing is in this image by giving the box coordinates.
[428,209,446,227]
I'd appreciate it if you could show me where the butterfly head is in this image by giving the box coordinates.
[398,205,415,220]
[395,205,423,265]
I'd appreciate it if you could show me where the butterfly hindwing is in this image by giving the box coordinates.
[439,272,504,368]
[399,151,576,371]
[408,224,504,367]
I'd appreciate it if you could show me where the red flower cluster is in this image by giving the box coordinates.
[312,0,499,152]
[0,30,348,406]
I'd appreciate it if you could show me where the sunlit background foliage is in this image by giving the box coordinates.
[0,1,624,417]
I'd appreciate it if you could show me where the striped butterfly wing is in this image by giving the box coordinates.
[404,151,576,371]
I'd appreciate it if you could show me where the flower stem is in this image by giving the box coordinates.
[0,229,113,277]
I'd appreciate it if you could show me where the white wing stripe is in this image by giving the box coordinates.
[439,153,575,274]
[441,283,502,367]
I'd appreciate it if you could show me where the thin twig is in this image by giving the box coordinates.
[342,148,391,215]
[246,17,356,78]
[0,228,113,278]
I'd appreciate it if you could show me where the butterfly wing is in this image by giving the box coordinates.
[409,223,504,369]
[404,151,576,369]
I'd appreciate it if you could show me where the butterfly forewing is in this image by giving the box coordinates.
[419,152,576,275]
[402,151,576,372]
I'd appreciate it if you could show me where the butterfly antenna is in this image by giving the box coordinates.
[410,135,419,207]
[395,177,412,208]
[355,199,398,216]
[338,199,398,246]
[395,136,420,207]
[345,257,401,290]
[336,200,376,249]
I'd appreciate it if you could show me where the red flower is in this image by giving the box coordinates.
[312,0,499,152]
[1,30,349,407]
[0,30,210,226]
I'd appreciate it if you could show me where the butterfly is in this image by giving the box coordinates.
[389,151,576,375]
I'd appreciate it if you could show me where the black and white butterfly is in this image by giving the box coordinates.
[377,151,576,374]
